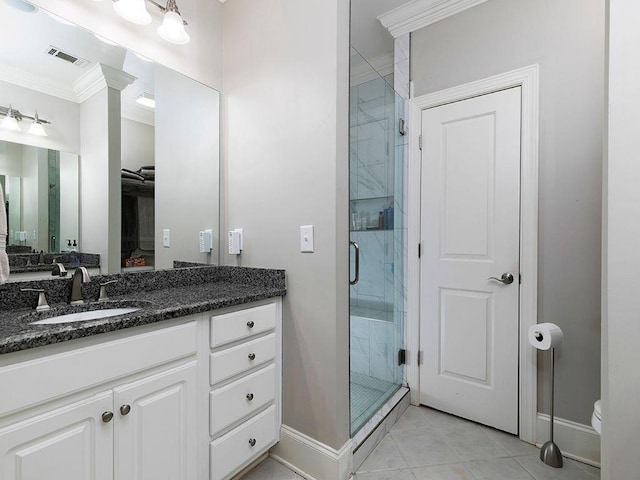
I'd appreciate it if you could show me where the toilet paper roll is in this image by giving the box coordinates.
[528,323,563,350]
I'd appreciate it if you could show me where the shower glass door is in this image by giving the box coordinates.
[349,48,406,436]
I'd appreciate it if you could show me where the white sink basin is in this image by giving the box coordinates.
[30,308,141,325]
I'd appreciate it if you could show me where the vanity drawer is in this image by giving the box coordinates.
[210,303,276,348]
[210,405,277,480]
[210,364,275,436]
[210,333,275,385]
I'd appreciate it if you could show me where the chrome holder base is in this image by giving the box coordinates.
[540,440,563,468]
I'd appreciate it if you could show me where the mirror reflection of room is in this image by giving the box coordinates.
[120,54,156,271]
[0,1,220,279]
[0,140,79,254]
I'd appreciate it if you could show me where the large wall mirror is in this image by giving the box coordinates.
[0,0,220,276]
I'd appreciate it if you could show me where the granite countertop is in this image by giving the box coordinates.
[0,266,286,355]
[9,253,100,274]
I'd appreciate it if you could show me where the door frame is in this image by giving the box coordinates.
[406,64,539,443]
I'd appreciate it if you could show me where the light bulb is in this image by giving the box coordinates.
[157,10,190,44]
[113,0,151,25]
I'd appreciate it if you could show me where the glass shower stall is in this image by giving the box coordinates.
[349,48,407,436]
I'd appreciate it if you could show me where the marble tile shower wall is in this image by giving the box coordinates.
[350,315,399,383]
[350,77,397,316]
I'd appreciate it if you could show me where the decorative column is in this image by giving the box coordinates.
[74,64,136,273]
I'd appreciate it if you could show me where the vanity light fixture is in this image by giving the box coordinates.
[0,105,51,136]
[135,92,156,109]
[93,0,190,45]
[113,0,152,25]
[156,0,189,45]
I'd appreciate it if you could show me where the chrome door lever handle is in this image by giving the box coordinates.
[488,273,514,285]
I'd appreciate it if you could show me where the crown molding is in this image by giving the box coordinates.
[0,65,78,103]
[73,63,137,103]
[350,51,394,86]
[378,0,489,38]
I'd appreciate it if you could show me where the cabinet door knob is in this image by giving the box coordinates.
[247,321,255,328]
[120,404,131,416]
[249,438,257,447]
[246,393,254,401]
[102,411,114,423]
[248,353,256,361]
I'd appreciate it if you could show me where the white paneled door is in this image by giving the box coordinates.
[419,87,521,434]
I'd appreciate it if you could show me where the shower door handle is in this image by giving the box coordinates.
[350,241,360,286]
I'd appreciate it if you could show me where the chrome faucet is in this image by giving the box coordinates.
[70,267,91,305]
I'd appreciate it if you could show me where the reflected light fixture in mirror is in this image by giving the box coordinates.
[113,0,152,25]
[136,93,156,109]
[28,112,47,137]
[0,105,51,136]
[0,106,20,132]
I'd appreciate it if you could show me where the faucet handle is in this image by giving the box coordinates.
[20,288,50,312]
[99,280,118,302]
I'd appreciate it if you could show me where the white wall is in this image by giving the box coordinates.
[154,66,220,269]
[411,0,604,426]
[30,0,222,91]
[0,79,80,154]
[222,0,350,452]
[59,151,79,247]
[602,0,640,477]
[121,118,154,171]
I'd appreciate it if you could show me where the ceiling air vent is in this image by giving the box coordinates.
[45,46,90,68]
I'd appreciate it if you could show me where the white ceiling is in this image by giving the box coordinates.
[0,1,155,122]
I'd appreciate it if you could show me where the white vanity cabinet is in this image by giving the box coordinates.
[0,297,283,480]
[0,392,115,480]
[209,301,282,480]
[0,319,200,480]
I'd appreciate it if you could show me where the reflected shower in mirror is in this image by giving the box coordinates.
[0,140,79,253]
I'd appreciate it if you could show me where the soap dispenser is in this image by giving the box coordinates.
[66,239,72,252]
[72,240,78,252]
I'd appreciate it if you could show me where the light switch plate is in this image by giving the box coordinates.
[163,229,170,248]
[300,225,314,253]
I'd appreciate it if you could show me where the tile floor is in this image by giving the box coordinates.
[241,405,601,480]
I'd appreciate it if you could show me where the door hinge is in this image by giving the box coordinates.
[418,350,423,365]
[398,349,407,366]
[418,134,423,150]
[519,273,522,284]
[418,242,421,258]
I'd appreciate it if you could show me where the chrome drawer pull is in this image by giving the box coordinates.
[248,353,256,361]
[247,321,255,328]
[102,411,113,423]
[120,404,131,416]
[249,438,256,447]
[246,393,254,401]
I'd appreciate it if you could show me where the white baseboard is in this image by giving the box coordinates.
[536,414,601,467]
[270,425,353,480]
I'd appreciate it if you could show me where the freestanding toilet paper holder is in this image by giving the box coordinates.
[539,342,563,468]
